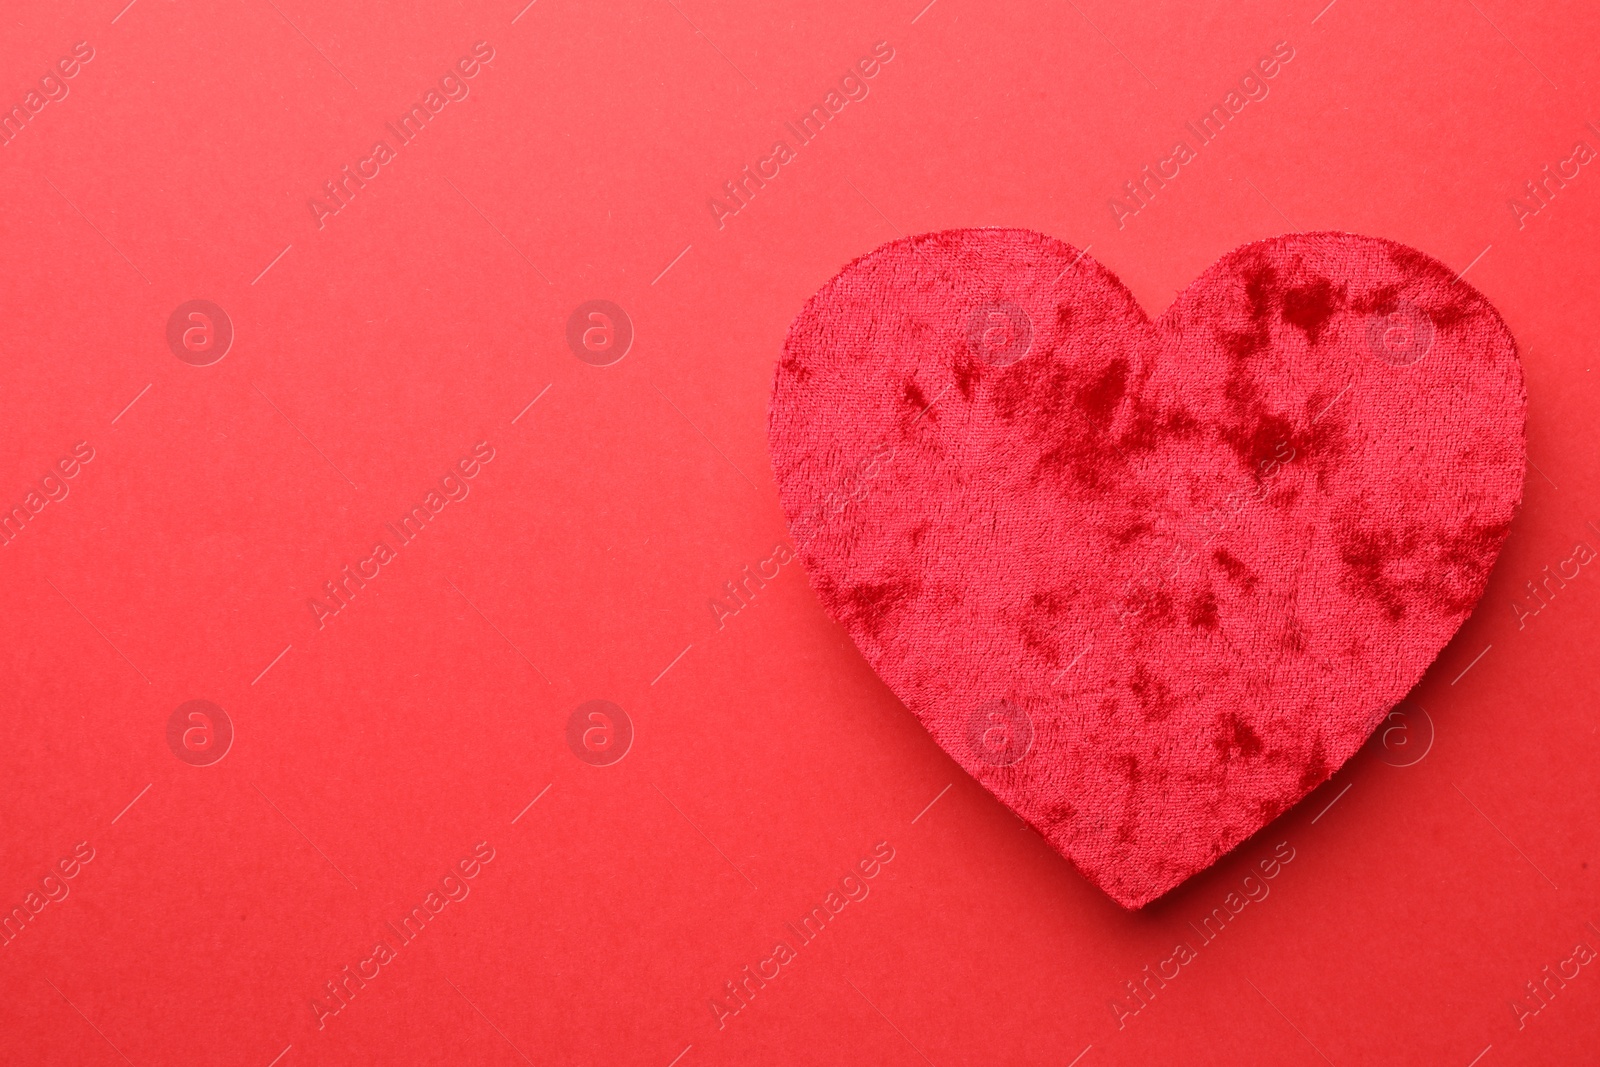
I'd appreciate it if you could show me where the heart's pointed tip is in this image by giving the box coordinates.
[1109,888,1157,910]
[1087,869,1179,910]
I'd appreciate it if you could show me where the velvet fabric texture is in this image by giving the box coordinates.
[768,229,1525,908]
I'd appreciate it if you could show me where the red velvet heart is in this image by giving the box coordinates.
[768,229,1524,908]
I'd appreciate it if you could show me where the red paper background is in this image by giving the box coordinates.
[0,1,1596,1064]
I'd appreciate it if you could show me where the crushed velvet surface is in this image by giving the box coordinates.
[768,229,1525,908]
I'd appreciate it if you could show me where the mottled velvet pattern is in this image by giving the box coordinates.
[769,229,1525,908]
